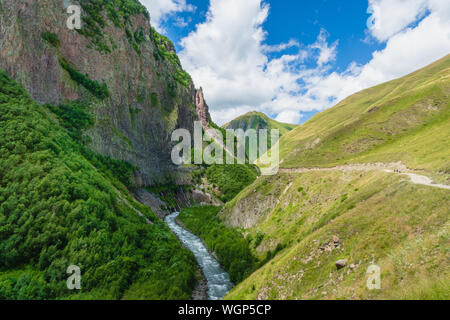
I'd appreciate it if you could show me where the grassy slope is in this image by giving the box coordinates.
[278,55,450,177]
[0,70,197,300]
[223,56,450,300]
[224,171,449,300]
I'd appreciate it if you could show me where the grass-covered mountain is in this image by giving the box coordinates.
[278,55,450,177]
[223,111,298,136]
[220,55,450,300]
[0,70,198,299]
[221,111,297,161]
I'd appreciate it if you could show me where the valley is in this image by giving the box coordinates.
[0,0,448,302]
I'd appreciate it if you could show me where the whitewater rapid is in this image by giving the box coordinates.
[165,212,233,300]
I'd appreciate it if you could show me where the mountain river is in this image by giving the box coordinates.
[165,212,233,300]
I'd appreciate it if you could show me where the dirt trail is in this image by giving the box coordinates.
[279,162,450,191]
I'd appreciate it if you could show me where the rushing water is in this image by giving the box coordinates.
[165,212,233,300]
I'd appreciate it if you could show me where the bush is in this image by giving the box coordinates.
[206,164,258,202]
[59,60,110,100]
[77,0,149,53]
[41,32,60,47]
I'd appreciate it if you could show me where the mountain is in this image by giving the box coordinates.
[1,0,448,302]
[222,111,298,157]
[0,1,259,300]
[0,0,203,186]
[0,69,198,300]
[223,111,298,137]
[0,0,214,300]
[221,55,450,300]
[278,54,450,175]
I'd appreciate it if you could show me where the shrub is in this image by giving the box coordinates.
[206,164,258,202]
[59,60,110,100]
[41,32,60,47]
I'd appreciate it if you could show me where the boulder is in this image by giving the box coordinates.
[335,259,348,269]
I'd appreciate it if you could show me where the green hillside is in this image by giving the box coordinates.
[222,111,298,161]
[0,70,197,300]
[220,56,450,300]
[224,170,449,300]
[223,111,298,136]
[279,55,450,178]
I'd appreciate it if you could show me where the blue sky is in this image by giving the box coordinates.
[165,0,383,71]
[141,0,450,125]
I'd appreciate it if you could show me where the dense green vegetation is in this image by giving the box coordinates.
[205,164,258,202]
[0,69,197,299]
[150,27,192,88]
[60,60,110,100]
[178,206,257,283]
[45,101,94,142]
[77,0,149,53]
[41,32,60,47]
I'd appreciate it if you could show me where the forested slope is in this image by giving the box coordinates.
[0,70,197,299]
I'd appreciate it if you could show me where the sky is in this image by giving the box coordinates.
[140,0,450,125]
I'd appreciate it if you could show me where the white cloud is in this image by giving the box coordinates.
[140,0,195,32]
[311,29,338,66]
[367,0,429,42]
[179,0,329,125]
[262,39,300,53]
[302,2,450,110]
[178,0,450,125]
[275,110,302,124]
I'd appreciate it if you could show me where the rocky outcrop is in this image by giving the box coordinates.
[0,0,202,186]
[195,87,211,128]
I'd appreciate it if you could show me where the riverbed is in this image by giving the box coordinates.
[165,212,233,300]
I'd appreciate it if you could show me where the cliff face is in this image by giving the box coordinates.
[195,87,211,128]
[0,0,203,186]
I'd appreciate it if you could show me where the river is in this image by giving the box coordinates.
[165,212,234,300]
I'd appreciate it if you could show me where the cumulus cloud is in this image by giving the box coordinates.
[303,0,450,109]
[179,0,327,125]
[140,0,195,31]
[275,110,303,124]
[367,0,429,42]
[178,0,450,125]
[311,29,338,66]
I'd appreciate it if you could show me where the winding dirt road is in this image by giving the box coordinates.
[279,162,450,191]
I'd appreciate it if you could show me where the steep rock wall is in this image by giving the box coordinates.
[0,0,201,185]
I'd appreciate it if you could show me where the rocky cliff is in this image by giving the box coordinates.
[195,87,211,128]
[0,0,203,186]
